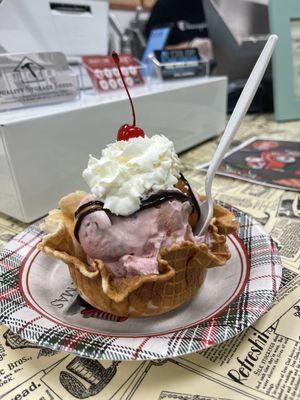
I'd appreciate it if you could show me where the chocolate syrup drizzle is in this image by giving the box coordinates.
[75,200,103,219]
[74,174,200,243]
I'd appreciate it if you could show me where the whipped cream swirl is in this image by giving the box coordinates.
[82,135,182,216]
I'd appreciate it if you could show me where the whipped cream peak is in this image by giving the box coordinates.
[82,135,182,216]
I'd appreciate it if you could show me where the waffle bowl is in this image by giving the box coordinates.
[38,192,238,318]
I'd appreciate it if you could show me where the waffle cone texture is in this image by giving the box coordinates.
[38,192,238,317]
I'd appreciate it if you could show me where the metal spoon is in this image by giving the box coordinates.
[195,34,278,236]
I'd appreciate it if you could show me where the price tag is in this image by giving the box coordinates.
[0,52,78,111]
[82,54,144,92]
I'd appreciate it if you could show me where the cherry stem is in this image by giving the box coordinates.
[112,51,136,127]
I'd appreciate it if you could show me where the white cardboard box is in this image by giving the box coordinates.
[0,77,227,222]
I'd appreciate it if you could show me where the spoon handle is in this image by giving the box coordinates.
[205,34,278,200]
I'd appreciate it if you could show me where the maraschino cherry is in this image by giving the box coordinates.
[112,51,145,141]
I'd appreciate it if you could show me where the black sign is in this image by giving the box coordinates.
[154,48,207,80]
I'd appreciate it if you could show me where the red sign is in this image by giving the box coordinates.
[82,54,144,92]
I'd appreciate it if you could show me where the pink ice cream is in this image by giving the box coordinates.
[79,135,209,277]
[77,195,207,277]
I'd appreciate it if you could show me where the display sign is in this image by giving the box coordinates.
[153,48,208,80]
[0,52,78,111]
[141,26,171,66]
[82,54,144,93]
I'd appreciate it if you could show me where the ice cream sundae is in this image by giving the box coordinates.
[38,52,238,317]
